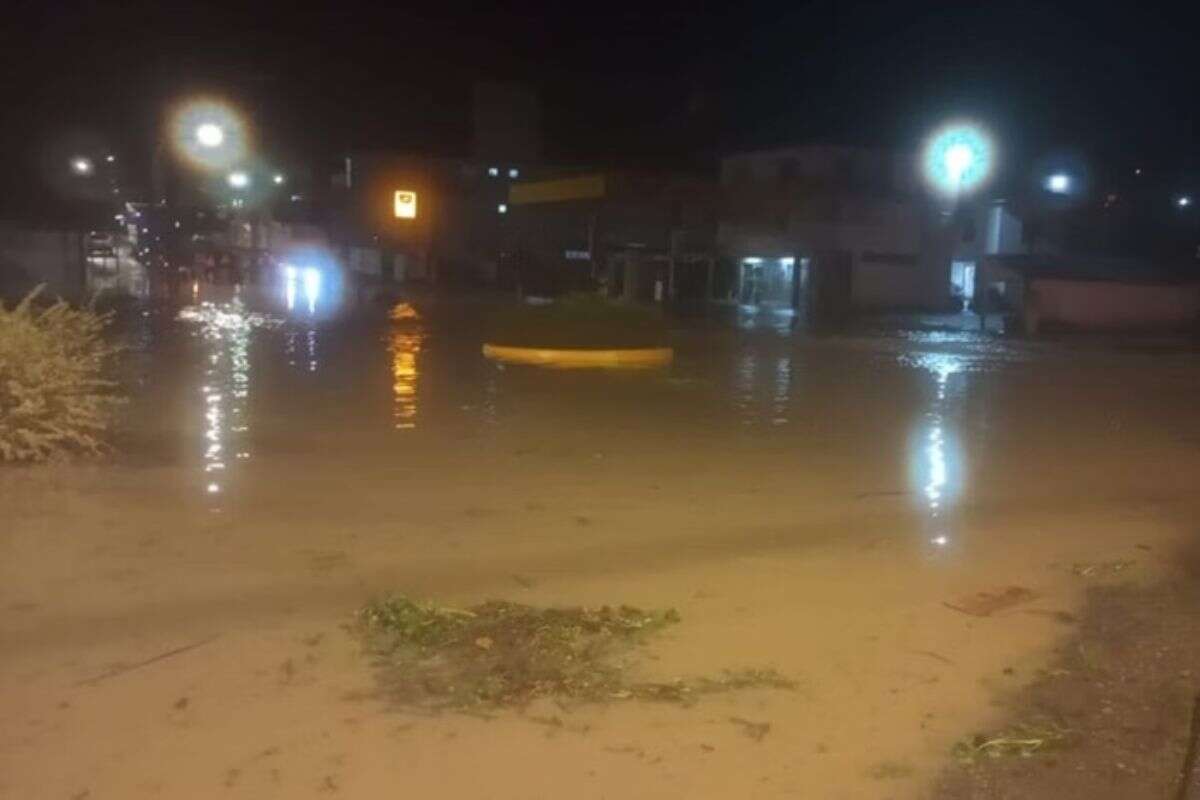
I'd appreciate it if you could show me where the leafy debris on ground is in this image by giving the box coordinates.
[1070,560,1135,578]
[944,586,1037,617]
[353,596,794,711]
[951,720,1070,764]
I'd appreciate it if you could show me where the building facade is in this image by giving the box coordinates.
[505,170,718,301]
[717,144,959,321]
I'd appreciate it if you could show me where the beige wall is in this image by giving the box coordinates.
[1031,279,1200,330]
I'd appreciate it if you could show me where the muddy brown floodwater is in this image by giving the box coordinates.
[3,289,1199,799]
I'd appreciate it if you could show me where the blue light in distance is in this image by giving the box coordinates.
[1045,173,1070,194]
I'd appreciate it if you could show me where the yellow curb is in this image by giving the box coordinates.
[482,343,674,369]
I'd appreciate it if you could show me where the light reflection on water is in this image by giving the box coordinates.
[903,352,968,547]
[771,356,792,426]
[177,300,280,498]
[730,348,795,427]
[388,328,423,430]
[734,349,757,424]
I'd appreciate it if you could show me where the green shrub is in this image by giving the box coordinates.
[0,287,123,462]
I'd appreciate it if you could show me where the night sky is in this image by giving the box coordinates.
[2,1,1197,212]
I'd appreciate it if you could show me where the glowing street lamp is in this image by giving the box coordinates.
[923,123,992,197]
[1045,173,1071,194]
[272,173,285,185]
[169,98,247,171]
[227,171,250,189]
[70,156,94,175]
[1177,195,1192,208]
[196,123,225,148]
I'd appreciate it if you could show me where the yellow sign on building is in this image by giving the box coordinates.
[509,175,606,205]
[394,190,417,219]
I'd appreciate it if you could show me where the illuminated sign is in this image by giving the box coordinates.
[393,190,417,219]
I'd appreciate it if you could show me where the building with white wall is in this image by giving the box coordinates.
[718,145,958,320]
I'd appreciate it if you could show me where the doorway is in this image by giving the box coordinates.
[950,260,976,308]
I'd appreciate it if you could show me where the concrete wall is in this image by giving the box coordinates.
[718,145,954,313]
[1030,279,1200,330]
[0,226,84,300]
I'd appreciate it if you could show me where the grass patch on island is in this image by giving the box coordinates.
[354,596,794,712]
[486,293,669,350]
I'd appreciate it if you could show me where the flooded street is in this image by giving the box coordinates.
[3,291,1199,799]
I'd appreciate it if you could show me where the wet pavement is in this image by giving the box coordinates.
[2,287,1199,798]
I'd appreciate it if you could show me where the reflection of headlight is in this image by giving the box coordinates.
[283,264,297,280]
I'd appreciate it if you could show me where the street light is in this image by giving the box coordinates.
[196,123,225,148]
[272,173,285,185]
[923,122,992,197]
[945,145,973,184]
[1178,196,1193,208]
[227,171,250,189]
[169,98,246,170]
[70,156,93,175]
[1045,173,1071,194]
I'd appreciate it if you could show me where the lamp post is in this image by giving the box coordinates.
[923,122,993,329]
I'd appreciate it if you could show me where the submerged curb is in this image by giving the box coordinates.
[482,343,674,369]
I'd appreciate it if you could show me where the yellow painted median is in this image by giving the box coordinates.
[482,343,674,369]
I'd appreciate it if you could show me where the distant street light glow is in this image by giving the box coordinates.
[227,171,250,189]
[169,98,247,171]
[273,173,285,185]
[1046,173,1071,194]
[1178,195,1192,208]
[70,157,93,175]
[923,123,992,195]
[196,123,225,148]
[945,145,973,183]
